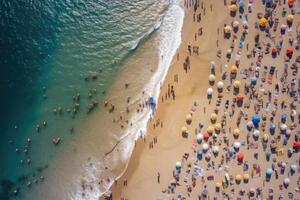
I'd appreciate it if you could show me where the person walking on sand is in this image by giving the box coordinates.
[157,172,160,184]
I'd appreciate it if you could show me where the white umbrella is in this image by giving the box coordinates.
[284,178,290,186]
[212,146,219,153]
[207,88,213,95]
[233,141,241,149]
[217,81,224,89]
[209,74,216,82]
[280,124,287,131]
[202,143,209,151]
[196,133,203,142]
[253,130,260,137]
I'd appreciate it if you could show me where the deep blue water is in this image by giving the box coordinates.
[0,0,168,199]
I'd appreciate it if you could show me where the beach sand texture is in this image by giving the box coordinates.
[110,0,300,199]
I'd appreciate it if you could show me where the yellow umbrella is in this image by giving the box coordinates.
[186,114,192,123]
[210,113,218,122]
[228,4,237,12]
[243,173,250,182]
[214,123,221,132]
[181,126,187,133]
[224,25,232,34]
[259,17,268,27]
[233,128,240,137]
[230,65,238,73]
[262,134,269,142]
[207,126,214,135]
[233,80,241,88]
[287,14,294,22]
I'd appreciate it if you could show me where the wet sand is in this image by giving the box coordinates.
[110,0,300,199]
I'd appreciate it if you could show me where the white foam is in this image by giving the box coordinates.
[72,2,184,199]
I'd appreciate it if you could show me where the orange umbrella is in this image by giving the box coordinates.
[236,93,244,101]
[288,0,295,7]
[230,65,238,73]
[203,131,210,141]
[286,47,293,55]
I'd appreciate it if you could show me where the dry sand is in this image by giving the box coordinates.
[108,0,300,199]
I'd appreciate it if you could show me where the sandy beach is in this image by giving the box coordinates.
[105,0,300,199]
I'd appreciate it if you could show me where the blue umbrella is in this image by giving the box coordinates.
[197,149,203,159]
[270,123,276,134]
[252,115,261,126]
[281,113,287,123]
[251,77,257,85]
[266,168,273,176]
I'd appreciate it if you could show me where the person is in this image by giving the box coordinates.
[157,172,160,184]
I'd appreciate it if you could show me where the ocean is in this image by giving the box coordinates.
[0,0,184,199]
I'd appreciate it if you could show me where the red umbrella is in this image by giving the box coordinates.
[236,93,244,101]
[286,47,293,55]
[271,47,277,54]
[237,152,244,162]
[293,141,300,150]
[203,131,210,141]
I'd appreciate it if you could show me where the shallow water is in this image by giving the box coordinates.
[0,0,184,199]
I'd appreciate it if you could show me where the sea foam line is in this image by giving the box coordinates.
[73,2,184,199]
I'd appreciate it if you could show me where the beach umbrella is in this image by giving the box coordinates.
[228,4,238,12]
[236,93,244,101]
[233,80,241,88]
[250,76,257,85]
[235,174,242,183]
[237,152,244,162]
[197,149,203,158]
[209,74,216,82]
[212,146,219,154]
[243,173,250,182]
[280,124,287,132]
[176,161,182,169]
[203,132,210,141]
[281,113,287,122]
[210,61,216,69]
[286,129,292,137]
[196,133,203,143]
[259,17,268,27]
[266,168,273,177]
[215,182,221,189]
[287,14,294,22]
[284,178,290,186]
[249,188,255,196]
[230,65,238,73]
[233,20,239,27]
[247,121,254,129]
[207,88,213,96]
[288,0,295,7]
[286,47,293,56]
[253,130,260,138]
[217,81,224,89]
[252,114,261,126]
[214,123,221,132]
[224,25,232,33]
[233,128,240,138]
[281,23,287,30]
[262,134,269,142]
[210,113,217,122]
[290,164,297,172]
[202,143,209,151]
[186,114,192,123]
[270,123,276,134]
[207,126,214,135]
[233,141,241,150]
[181,126,188,133]
[271,47,277,53]
[293,141,300,150]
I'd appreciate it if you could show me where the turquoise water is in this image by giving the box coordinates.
[0,0,171,199]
